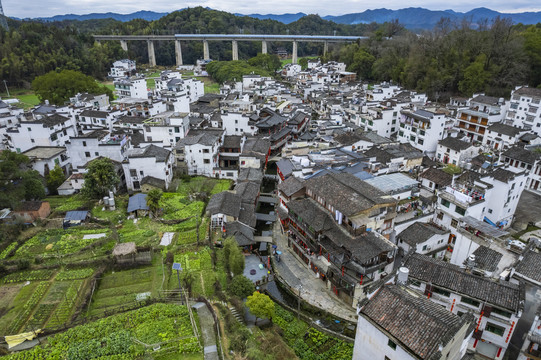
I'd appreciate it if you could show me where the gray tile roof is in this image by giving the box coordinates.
[277,176,305,197]
[225,221,256,246]
[471,95,500,106]
[487,122,522,137]
[420,167,452,187]
[238,168,263,183]
[470,246,502,273]
[80,109,108,118]
[361,285,470,360]
[514,86,541,98]
[502,146,540,164]
[177,129,223,147]
[439,137,474,152]
[398,222,449,247]
[234,181,260,205]
[305,173,394,218]
[206,192,241,218]
[515,250,541,283]
[405,254,522,311]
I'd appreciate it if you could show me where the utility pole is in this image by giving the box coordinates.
[3,80,9,97]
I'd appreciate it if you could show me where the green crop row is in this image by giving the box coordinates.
[8,282,51,334]
[2,269,55,284]
[56,268,94,281]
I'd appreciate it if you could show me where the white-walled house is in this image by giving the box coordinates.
[175,129,224,176]
[399,108,452,157]
[483,122,527,152]
[114,77,148,100]
[220,111,257,136]
[7,114,77,153]
[354,284,473,360]
[22,146,70,176]
[122,145,174,192]
[504,86,541,133]
[436,136,479,166]
[142,112,190,147]
[66,130,130,170]
[403,254,524,360]
[396,222,450,259]
[109,59,136,79]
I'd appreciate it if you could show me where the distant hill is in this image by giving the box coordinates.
[31,10,169,22]
[21,7,541,29]
[323,7,541,29]
[235,12,307,24]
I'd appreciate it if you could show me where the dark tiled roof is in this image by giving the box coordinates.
[177,129,223,147]
[470,246,502,272]
[234,181,260,205]
[222,135,242,148]
[141,176,165,189]
[118,115,147,124]
[515,250,541,283]
[514,87,541,98]
[502,147,540,164]
[438,137,473,152]
[206,192,241,218]
[333,131,364,146]
[490,168,518,183]
[276,158,296,177]
[40,113,70,127]
[420,167,452,187]
[238,203,257,228]
[80,109,108,118]
[487,123,522,137]
[238,168,263,183]
[278,176,305,197]
[471,95,500,106]
[361,285,468,360]
[15,201,47,212]
[287,198,335,233]
[305,173,394,217]
[405,254,522,311]
[134,145,171,162]
[242,137,271,155]
[398,222,448,247]
[225,221,255,246]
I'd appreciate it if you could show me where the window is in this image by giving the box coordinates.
[31,139,35,143]
[27,127,31,131]
[451,219,458,228]
[50,133,58,141]
[488,209,493,214]
[226,172,234,177]
[461,296,480,307]
[174,126,180,133]
[432,286,450,297]
[437,212,444,220]
[130,169,137,176]
[203,149,210,153]
[139,171,144,176]
[485,322,506,336]
[387,339,397,350]
[492,308,512,318]
[203,159,210,164]
[410,279,421,287]
[82,141,87,147]
[441,199,450,208]
[95,152,99,156]
[422,245,427,251]
[455,206,466,216]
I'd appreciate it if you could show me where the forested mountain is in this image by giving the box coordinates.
[1,7,540,100]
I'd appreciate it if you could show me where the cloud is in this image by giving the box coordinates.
[3,0,541,19]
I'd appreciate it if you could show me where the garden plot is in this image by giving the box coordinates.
[5,303,203,360]
[169,247,227,297]
[88,267,156,317]
[12,228,113,260]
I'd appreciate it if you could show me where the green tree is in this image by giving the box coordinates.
[229,244,245,277]
[229,275,255,298]
[223,237,236,273]
[246,291,274,325]
[32,69,113,105]
[247,53,282,73]
[146,188,163,218]
[298,58,309,71]
[458,54,491,96]
[46,164,65,195]
[22,174,46,201]
[81,158,120,199]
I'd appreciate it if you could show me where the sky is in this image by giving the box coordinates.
[4,0,541,19]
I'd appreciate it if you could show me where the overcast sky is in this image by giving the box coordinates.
[4,0,541,19]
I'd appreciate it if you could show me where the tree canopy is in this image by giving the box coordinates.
[46,164,66,195]
[0,151,45,208]
[246,291,275,325]
[229,275,255,298]
[146,189,163,218]
[81,158,120,199]
[32,70,113,105]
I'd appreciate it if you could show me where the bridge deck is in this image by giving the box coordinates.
[93,34,368,42]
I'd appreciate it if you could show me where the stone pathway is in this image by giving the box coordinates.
[192,302,219,360]
[271,221,357,322]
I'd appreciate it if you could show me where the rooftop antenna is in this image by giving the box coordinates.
[0,0,8,31]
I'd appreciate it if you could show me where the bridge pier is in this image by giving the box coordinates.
[232,40,238,61]
[147,40,156,67]
[262,41,268,54]
[120,40,128,52]
[292,40,298,64]
[324,41,328,56]
[203,40,210,61]
[175,40,183,66]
